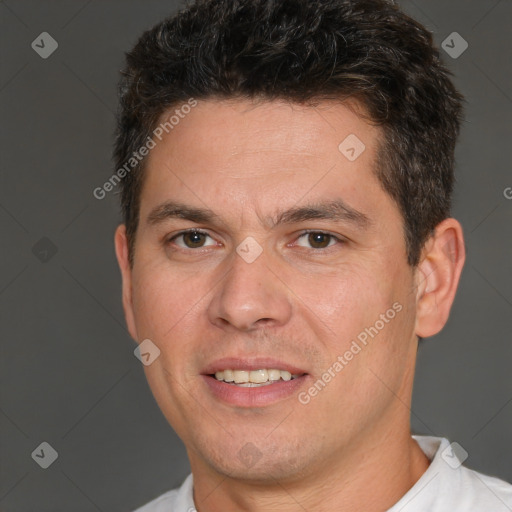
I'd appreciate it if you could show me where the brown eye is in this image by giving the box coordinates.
[308,232,331,249]
[182,231,207,248]
[295,231,343,250]
[168,230,215,249]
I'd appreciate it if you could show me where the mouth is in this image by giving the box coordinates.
[201,358,309,407]
[208,368,305,387]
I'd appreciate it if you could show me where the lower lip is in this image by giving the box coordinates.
[202,374,308,407]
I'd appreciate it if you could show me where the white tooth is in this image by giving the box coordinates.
[215,371,224,381]
[249,369,268,383]
[236,381,274,387]
[233,370,249,383]
[268,369,281,381]
[280,370,292,381]
[223,369,234,382]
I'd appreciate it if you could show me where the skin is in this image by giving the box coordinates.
[115,98,465,511]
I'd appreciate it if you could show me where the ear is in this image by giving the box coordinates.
[414,218,466,338]
[114,224,139,341]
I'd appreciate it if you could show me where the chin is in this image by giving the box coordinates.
[195,437,311,483]
[213,458,306,484]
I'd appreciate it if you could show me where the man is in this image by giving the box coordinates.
[113,0,512,510]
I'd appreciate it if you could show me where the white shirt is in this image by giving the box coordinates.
[132,436,512,511]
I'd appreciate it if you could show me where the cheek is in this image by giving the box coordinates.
[130,266,206,427]
[298,262,414,393]
[294,263,397,346]
[333,285,417,406]
[130,265,200,342]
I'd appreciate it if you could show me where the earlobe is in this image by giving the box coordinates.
[114,224,139,341]
[414,219,466,339]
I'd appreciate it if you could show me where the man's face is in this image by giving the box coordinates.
[118,99,422,482]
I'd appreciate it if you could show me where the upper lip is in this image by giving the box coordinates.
[202,357,308,375]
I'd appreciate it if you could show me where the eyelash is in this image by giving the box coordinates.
[165,229,345,252]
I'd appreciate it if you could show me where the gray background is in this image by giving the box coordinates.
[0,0,511,510]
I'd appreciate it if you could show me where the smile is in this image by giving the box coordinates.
[212,369,304,386]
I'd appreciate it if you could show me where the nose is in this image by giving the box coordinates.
[207,244,293,332]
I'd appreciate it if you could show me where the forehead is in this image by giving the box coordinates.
[139,98,391,228]
[149,98,379,167]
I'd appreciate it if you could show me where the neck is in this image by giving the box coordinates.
[189,424,431,512]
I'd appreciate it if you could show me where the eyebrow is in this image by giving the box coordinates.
[146,199,371,230]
